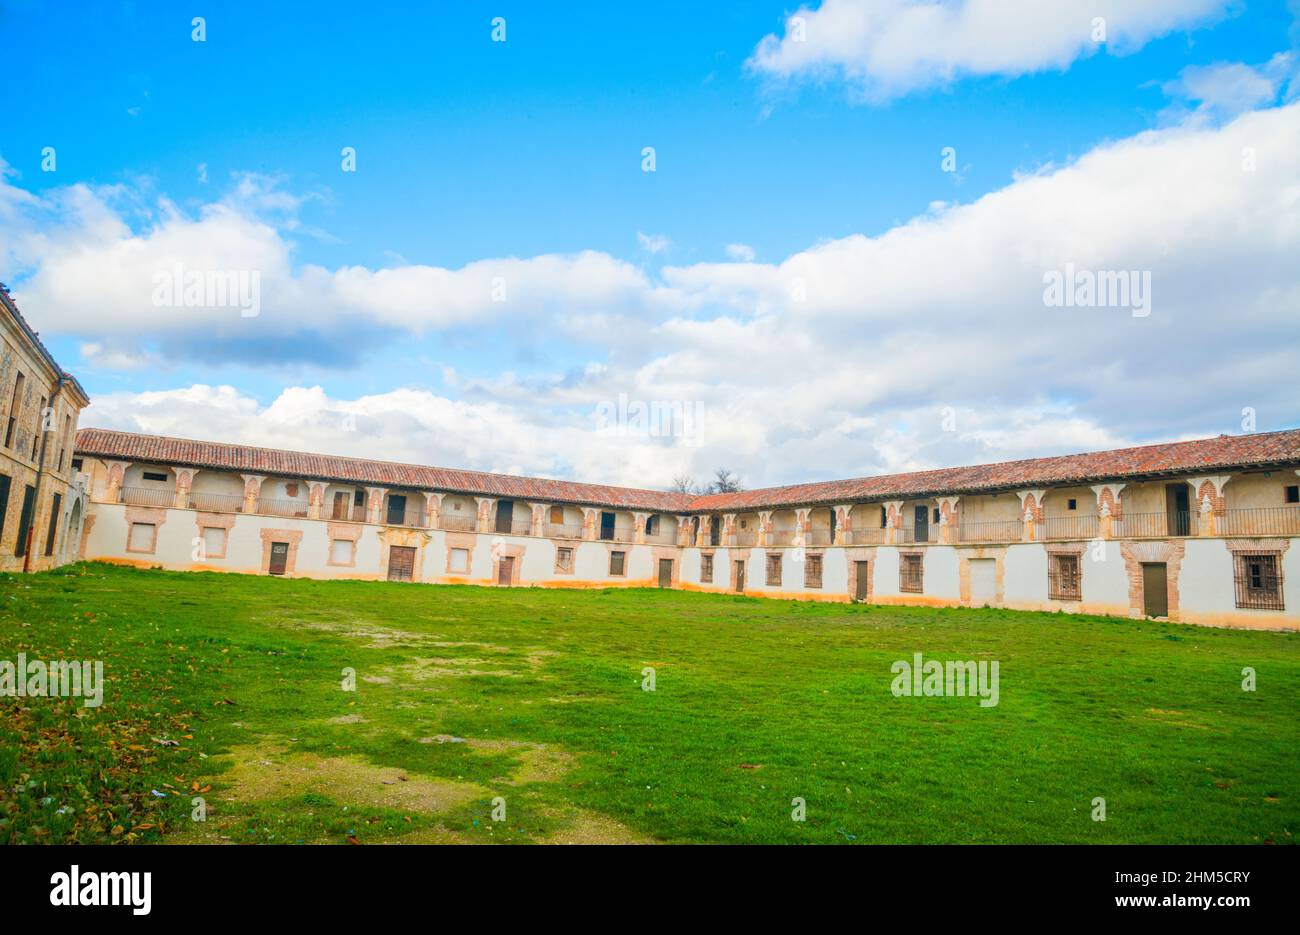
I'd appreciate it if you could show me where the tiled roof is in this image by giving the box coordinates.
[0,284,90,405]
[75,426,1300,515]
[690,428,1300,511]
[74,428,695,512]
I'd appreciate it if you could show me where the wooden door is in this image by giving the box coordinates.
[600,511,616,541]
[496,500,514,534]
[1165,484,1190,536]
[658,558,673,588]
[387,545,416,582]
[1142,562,1168,617]
[332,491,348,520]
[914,505,929,542]
[734,560,745,592]
[497,555,515,586]
[386,494,407,526]
[268,542,289,575]
[854,560,870,602]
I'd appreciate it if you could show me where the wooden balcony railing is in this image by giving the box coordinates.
[119,486,177,508]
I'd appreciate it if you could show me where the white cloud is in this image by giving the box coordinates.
[15,102,1300,488]
[637,231,672,254]
[1161,52,1299,124]
[725,243,757,262]
[748,0,1230,102]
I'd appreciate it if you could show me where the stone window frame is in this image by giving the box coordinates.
[447,547,471,574]
[804,551,823,589]
[700,551,714,583]
[1048,551,1082,601]
[899,552,924,593]
[200,525,229,560]
[126,521,158,555]
[1233,550,1284,611]
[765,551,782,587]
[326,522,363,568]
[554,545,575,574]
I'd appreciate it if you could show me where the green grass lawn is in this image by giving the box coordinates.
[1,562,1296,844]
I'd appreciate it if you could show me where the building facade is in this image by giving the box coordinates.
[0,286,89,572]
[70,426,1300,630]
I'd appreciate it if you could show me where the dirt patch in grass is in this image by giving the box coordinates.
[210,742,487,813]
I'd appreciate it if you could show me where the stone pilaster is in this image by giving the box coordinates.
[104,460,132,502]
[832,504,853,545]
[239,474,266,514]
[366,486,388,525]
[676,515,693,547]
[1016,489,1046,541]
[307,481,327,520]
[1188,475,1232,535]
[173,468,196,509]
[531,503,548,538]
[757,511,773,547]
[424,492,443,528]
[882,500,904,545]
[632,511,649,544]
[936,495,960,544]
[1091,483,1126,539]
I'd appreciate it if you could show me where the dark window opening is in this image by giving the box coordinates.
[142,471,169,482]
[14,485,36,557]
[44,492,61,556]
[1234,552,1283,611]
[1286,485,1299,504]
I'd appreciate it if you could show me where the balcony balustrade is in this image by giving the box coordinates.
[188,491,246,513]
[899,525,938,544]
[545,522,585,539]
[956,519,1022,543]
[1216,505,1300,536]
[1039,514,1100,541]
[119,486,177,508]
[1112,511,1198,539]
[256,498,310,519]
[439,513,479,532]
[847,526,888,545]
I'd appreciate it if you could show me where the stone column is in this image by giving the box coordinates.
[583,508,598,541]
[1091,483,1125,539]
[936,495,960,544]
[1016,489,1046,541]
[475,497,496,533]
[239,474,266,514]
[757,510,773,547]
[677,515,693,547]
[530,503,547,538]
[104,460,132,503]
[722,513,736,547]
[173,468,196,510]
[882,500,903,545]
[693,515,708,548]
[307,481,327,520]
[632,512,649,544]
[833,504,853,546]
[366,486,388,525]
[1188,475,1232,536]
[424,492,443,529]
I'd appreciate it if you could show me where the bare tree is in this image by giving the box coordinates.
[707,468,741,494]
[669,474,698,494]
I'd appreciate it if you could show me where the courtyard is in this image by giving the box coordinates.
[1,563,1295,844]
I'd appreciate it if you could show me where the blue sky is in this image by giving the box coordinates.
[1,1,1298,488]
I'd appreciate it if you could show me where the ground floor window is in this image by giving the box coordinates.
[609,550,626,576]
[127,521,156,554]
[1048,553,1081,601]
[203,526,228,559]
[555,546,574,573]
[900,553,923,593]
[328,538,354,565]
[766,552,782,586]
[804,553,823,588]
[700,552,714,583]
[1234,552,1284,610]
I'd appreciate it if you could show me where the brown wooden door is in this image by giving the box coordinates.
[332,491,348,520]
[658,558,673,588]
[1165,484,1191,536]
[854,560,870,602]
[1142,562,1168,617]
[268,542,289,575]
[497,555,514,586]
[386,494,407,526]
[734,560,745,592]
[914,505,929,542]
[387,545,416,582]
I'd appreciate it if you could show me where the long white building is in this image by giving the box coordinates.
[69,427,1300,630]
